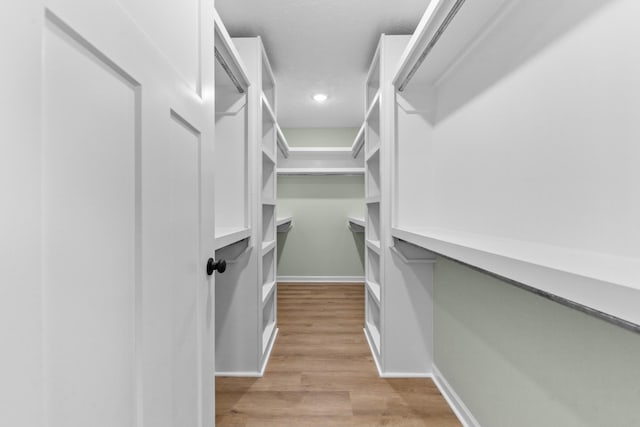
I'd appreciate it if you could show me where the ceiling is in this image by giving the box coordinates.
[215,0,428,129]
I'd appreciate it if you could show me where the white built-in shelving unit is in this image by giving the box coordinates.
[362,34,434,377]
[275,121,364,175]
[214,34,284,376]
[213,10,251,250]
[235,36,282,374]
[213,12,264,376]
[391,0,640,328]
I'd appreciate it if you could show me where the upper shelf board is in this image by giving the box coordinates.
[276,124,290,158]
[277,167,365,176]
[276,216,293,233]
[347,216,365,233]
[215,226,252,250]
[351,123,365,159]
[214,9,250,92]
[393,0,511,91]
[278,146,364,171]
[391,226,640,330]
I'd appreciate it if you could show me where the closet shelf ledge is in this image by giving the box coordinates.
[391,226,640,328]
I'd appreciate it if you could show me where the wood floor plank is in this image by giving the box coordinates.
[216,283,461,426]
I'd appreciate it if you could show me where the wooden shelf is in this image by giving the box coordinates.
[392,226,640,327]
[214,226,251,250]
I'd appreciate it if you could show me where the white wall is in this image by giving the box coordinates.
[397,0,640,258]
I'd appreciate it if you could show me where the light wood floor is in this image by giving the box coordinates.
[216,283,461,426]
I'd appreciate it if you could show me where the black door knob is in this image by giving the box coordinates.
[206,258,226,275]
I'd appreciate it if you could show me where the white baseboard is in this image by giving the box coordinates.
[379,371,432,378]
[277,275,365,283]
[215,371,262,377]
[215,328,279,379]
[363,329,432,378]
[433,364,481,427]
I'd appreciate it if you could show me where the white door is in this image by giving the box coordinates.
[0,1,216,426]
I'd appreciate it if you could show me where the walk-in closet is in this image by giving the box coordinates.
[4,0,639,426]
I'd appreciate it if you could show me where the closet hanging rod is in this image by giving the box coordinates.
[215,47,246,94]
[397,0,466,92]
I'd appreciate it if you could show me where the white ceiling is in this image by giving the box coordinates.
[215,0,428,128]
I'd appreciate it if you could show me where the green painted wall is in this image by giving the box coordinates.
[434,257,640,427]
[277,128,364,279]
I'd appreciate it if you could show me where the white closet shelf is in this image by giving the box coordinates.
[366,280,381,304]
[364,321,381,354]
[393,0,512,91]
[277,167,365,176]
[276,123,290,158]
[262,280,277,303]
[261,94,277,124]
[391,226,640,327]
[276,216,293,233]
[262,321,277,354]
[261,239,276,255]
[366,239,381,254]
[347,216,365,232]
[213,9,250,92]
[214,226,252,250]
[262,199,276,206]
[365,146,380,163]
[262,147,276,164]
[365,196,381,204]
[277,146,364,172]
[365,92,381,121]
[365,41,381,108]
[351,123,365,158]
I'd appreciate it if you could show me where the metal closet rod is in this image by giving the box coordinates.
[398,0,466,92]
[214,47,245,94]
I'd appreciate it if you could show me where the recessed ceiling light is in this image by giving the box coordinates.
[312,93,328,103]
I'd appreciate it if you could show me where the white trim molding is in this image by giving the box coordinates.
[433,364,481,427]
[215,371,262,377]
[379,371,432,378]
[363,328,383,376]
[259,328,279,376]
[277,276,365,283]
